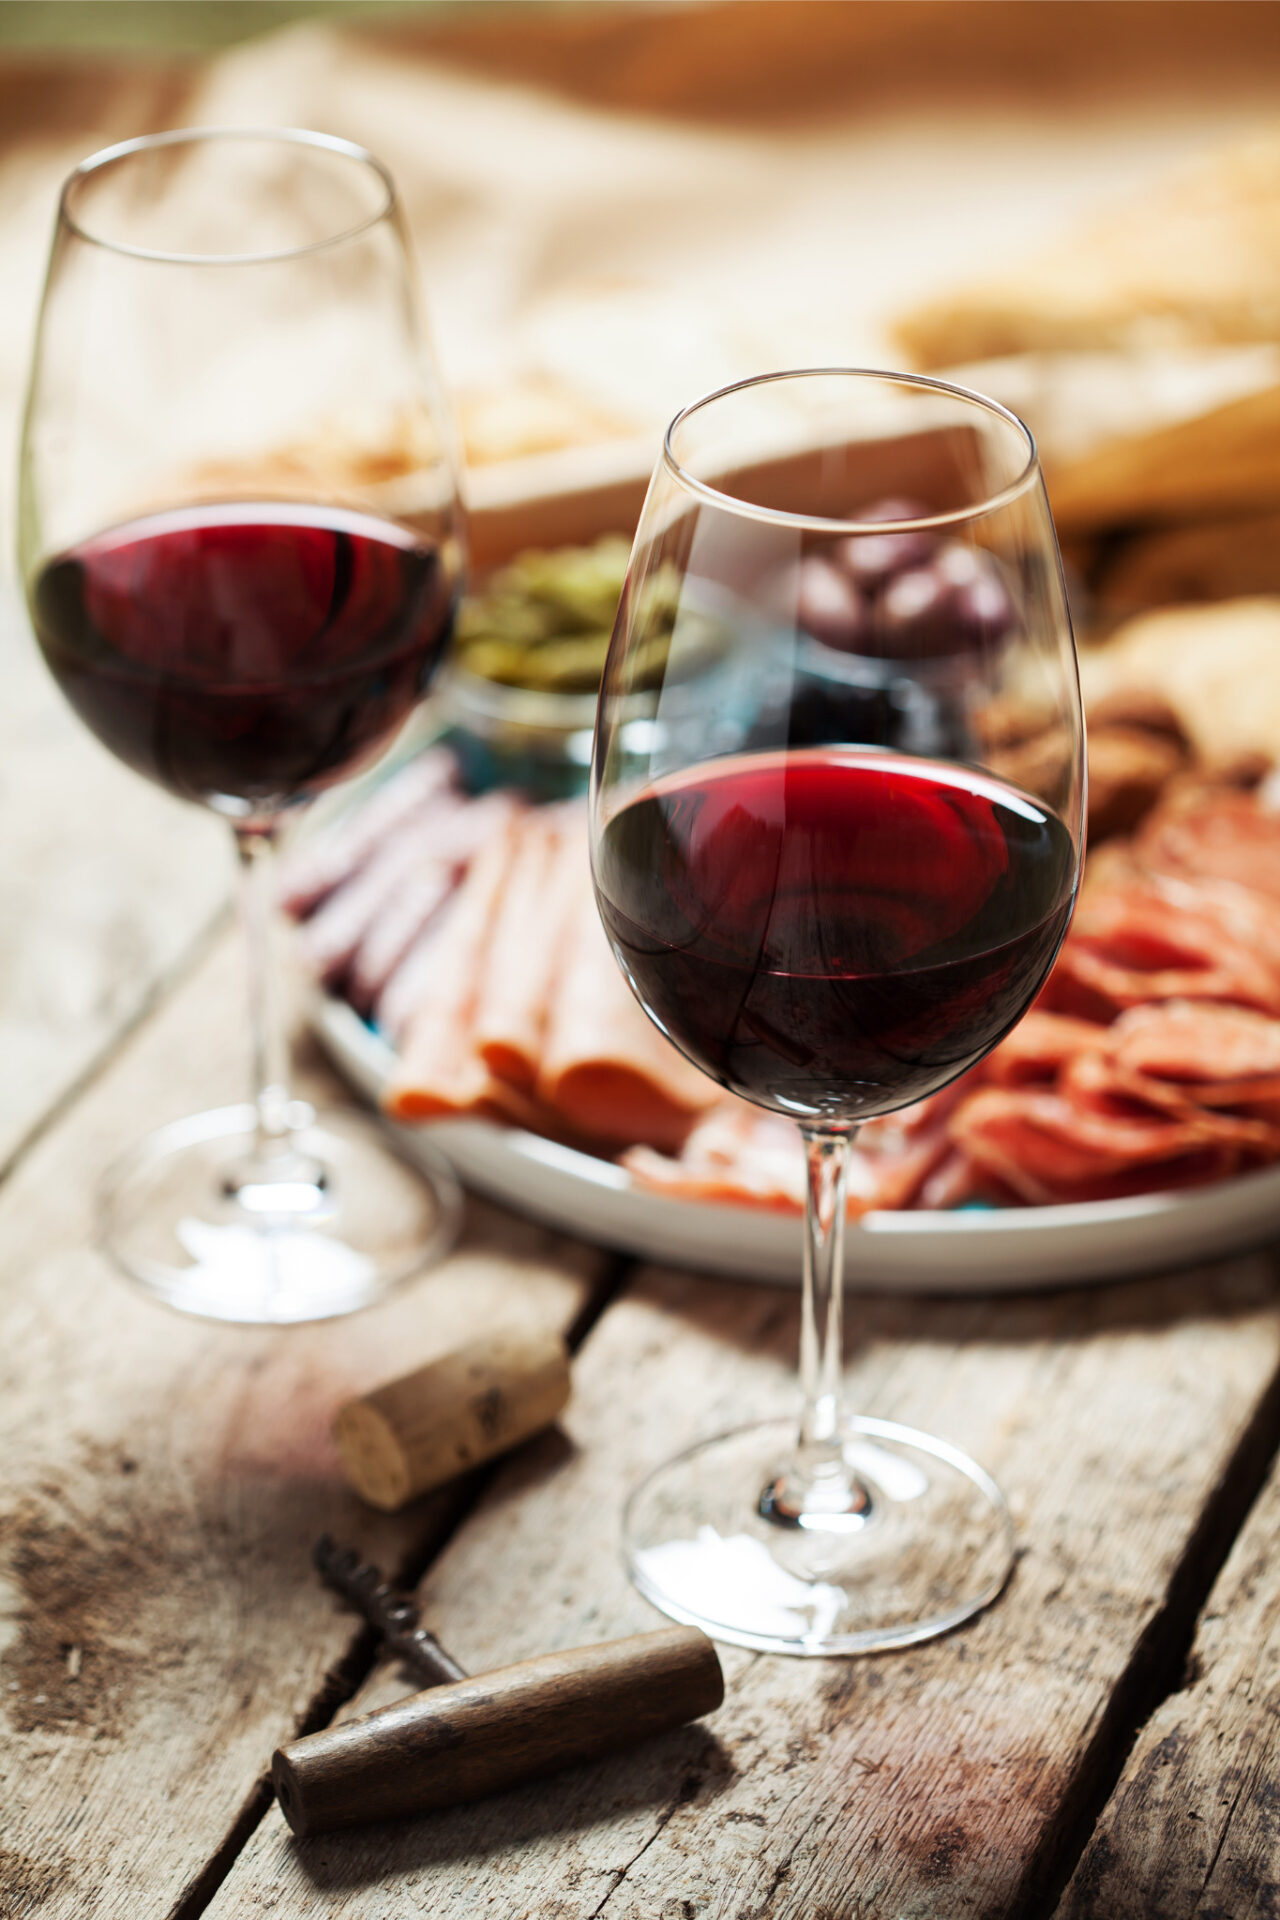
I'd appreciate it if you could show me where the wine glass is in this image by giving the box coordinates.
[590,369,1084,1654]
[18,128,465,1324]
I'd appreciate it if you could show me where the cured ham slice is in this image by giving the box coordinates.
[625,1087,964,1216]
[538,858,720,1153]
[1059,1049,1280,1153]
[473,808,582,1091]
[949,1087,1245,1205]
[347,790,521,1010]
[385,809,528,1122]
[624,1102,807,1212]
[1107,1000,1280,1104]
[296,805,462,989]
[1136,787,1280,903]
[280,748,457,915]
[1046,877,1280,1018]
[982,1010,1111,1086]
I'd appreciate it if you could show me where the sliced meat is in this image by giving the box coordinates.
[624,1102,807,1212]
[347,789,521,1010]
[982,1010,1112,1086]
[1059,1049,1280,1154]
[384,809,528,1121]
[1046,877,1280,1018]
[1107,999,1280,1103]
[624,1088,963,1217]
[538,858,720,1153]
[295,800,465,988]
[280,747,457,915]
[474,807,583,1092]
[949,1086,1248,1205]
[1136,787,1280,903]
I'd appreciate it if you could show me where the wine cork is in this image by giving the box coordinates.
[334,1328,570,1511]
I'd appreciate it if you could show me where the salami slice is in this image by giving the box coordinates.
[949,1086,1246,1204]
[1137,788,1280,903]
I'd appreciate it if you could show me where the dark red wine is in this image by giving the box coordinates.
[594,750,1076,1122]
[31,503,455,811]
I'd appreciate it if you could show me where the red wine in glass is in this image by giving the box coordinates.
[21,131,468,1323]
[594,749,1076,1123]
[32,502,454,813]
[590,368,1085,1655]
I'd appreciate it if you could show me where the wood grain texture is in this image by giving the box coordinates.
[0,930,602,1919]
[0,589,228,1178]
[208,1253,1280,1919]
[1055,1439,1280,1919]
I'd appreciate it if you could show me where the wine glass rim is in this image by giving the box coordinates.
[58,126,397,266]
[661,366,1040,532]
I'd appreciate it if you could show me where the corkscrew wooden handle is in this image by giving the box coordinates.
[272,1625,724,1837]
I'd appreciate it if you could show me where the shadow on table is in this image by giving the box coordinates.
[285,1721,734,1892]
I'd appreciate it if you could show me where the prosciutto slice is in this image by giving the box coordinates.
[982,1010,1111,1086]
[625,1086,965,1216]
[948,1087,1245,1205]
[1106,1000,1280,1106]
[1137,787,1280,903]
[347,790,521,1011]
[280,748,457,915]
[624,1103,808,1212]
[1046,877,1280,1019]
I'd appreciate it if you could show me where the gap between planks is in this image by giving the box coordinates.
[1025,1292,1280,1917]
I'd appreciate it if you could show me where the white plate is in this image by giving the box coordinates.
[315,997,1280,1293]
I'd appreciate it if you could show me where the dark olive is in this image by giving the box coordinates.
[793,555,869,652]
[834,497,939,590]
[876,543,1016,656]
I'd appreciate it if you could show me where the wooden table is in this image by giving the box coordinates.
[3,578,1280,1920]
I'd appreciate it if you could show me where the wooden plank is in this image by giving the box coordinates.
[208,1251,1280,1919]
[0,929,605,1919]
[0,588,228,1178]
[1055,1441,1280,1918]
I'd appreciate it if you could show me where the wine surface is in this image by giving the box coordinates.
[594,750,1076,1122]
[32,503,454,811]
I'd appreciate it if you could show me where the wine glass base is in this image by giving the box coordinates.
[624,1415,1015,1656]
[98,1103,463,1324]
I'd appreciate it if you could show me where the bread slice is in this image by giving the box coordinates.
[896,132,1280,368]
[1078,598,1280,767]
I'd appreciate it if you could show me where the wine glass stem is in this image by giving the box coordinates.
[798,1124,856,1462]
[233,821,293,1163]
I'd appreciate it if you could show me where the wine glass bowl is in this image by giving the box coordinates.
[590,370,1084,1652]
[19,130,465,1322]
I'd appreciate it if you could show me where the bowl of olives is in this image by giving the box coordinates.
[433,536,661,797]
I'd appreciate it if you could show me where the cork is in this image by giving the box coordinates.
[334,1328,571,1510]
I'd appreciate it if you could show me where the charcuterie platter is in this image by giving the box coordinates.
[313,989,1280,1290]
[295,665,1280,1294]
